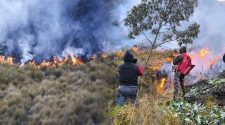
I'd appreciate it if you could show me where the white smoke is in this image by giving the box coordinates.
[0,0,224,64]
[192,0,225,53]
[0,0,140,62]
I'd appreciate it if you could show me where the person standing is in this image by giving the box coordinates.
[116,50,144,106]
[173,46,194,100]
[223,53,225,63]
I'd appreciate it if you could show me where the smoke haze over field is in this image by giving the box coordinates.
[192,0,225,52]
[0,0,224,63]
[0,0,139,63]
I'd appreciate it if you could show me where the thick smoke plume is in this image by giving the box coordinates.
[0,0,138,63]
[191,0,225,52]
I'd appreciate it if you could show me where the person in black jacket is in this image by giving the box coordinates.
[223,54,225,63]
[116,50,144,106]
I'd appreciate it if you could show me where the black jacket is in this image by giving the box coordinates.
[223,54,225,63]
[118,51,139,86]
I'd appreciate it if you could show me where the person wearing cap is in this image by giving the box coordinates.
[116,50,144,106]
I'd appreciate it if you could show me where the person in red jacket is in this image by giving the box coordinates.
[116,50,144,106]
[173,46,194,100]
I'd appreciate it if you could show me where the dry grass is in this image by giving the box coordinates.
[1,49,220,125]
[107,50,183,125]
[110,95,181,125]
[0,60,118,125]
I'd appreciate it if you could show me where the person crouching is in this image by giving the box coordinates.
[116,50,144,106]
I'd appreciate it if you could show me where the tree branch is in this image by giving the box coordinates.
[142,31,153,46]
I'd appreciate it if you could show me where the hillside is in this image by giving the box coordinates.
[0,59,117,125]
[0,49,224,125]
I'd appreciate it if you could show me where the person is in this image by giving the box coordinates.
[173,46,194,100]
[116,50,144,106]
[223,54,225,63]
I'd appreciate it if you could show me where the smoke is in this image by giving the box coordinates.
[0,0,224,64]
[0,0,140,63]
[192,0,225,53]
[158,0,225,84]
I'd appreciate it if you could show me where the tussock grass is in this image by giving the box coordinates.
[0,60,117,125]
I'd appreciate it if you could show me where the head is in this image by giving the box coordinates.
[123,50,137,63]
[179,46,187,54]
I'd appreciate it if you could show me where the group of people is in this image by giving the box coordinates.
[116,46,195,106]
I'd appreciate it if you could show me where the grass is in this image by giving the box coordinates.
[0,59,118,125]
[109,95,181,125]
[0,49,224,125]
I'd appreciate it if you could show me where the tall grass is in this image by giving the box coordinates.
[110,95,181,125]
[0,60,117,125]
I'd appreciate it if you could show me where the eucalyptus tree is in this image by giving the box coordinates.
[125,0,200,66]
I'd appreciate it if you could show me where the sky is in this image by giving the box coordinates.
[118,0,225,52]
[0,0,224,62]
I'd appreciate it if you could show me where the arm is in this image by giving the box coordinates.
[138,65,144,76]
[173,55,183,65]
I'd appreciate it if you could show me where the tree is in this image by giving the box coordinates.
[125,0,200,67]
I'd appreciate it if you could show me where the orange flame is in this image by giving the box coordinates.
[0,56,14,65]
[130,47,139,53]
[199,48,209,57]
[157,77,166,95]
[116,50,124,58]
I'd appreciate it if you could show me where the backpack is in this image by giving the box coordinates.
[178,54,195,76]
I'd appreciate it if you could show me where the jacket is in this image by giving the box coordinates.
[118,51,143,86]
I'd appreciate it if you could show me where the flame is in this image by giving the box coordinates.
[0,56,14,65]
[166,57,173,62]
[151,57,174,71]
[116,50,124,58]
[0,54,83,68]
[189,48,222,72]
[157,77,166,95]
[152,64,162,71]
[130,47,139,53]
[199,48,209,57]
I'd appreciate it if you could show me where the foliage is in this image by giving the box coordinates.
[185,77,225,105]
[109,96,181,125]
[125,0,200,46]
[169,101,225,125]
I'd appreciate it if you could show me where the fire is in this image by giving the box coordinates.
[0,56,14,65]
[71,56,83,65]
[199,48,209,57]
[189,48,222,73]
[151,57,174,71]
[130,47,139,53]
[157,77,166,95]
[154,47,223,95]
[116,50,124,58]
[0,54,84,68]
[152,64,162,71]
